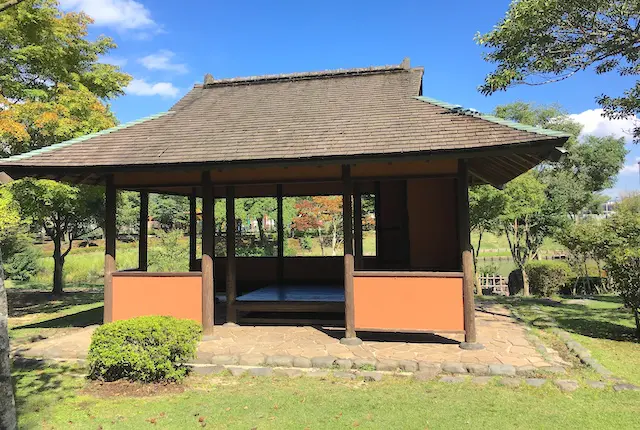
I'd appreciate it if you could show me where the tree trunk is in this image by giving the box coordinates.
[52,237,64,295]
[522,267,530,296]
[0,249,18,430]
[256,217,266,247]
[634,308,640,342]
[317,227,325,256]
[331,219,338,256]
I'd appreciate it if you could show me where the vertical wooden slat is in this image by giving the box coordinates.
[276,184,284,284]
[138,191,148,271]
[189,188,197,271]
[457,159,478,346]
[104,175,116,323]
[342,165,359,342]
[201,172,215,334]
[226,185,237,323]
[353,182,363,270]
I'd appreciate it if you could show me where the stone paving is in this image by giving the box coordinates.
[15,303,567,368]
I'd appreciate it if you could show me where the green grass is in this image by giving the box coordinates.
[13,366,640,429]
[492,295,640,386]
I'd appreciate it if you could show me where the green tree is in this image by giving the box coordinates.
[477,0,640,140]
[150,195,189,232]
[469,184,506,290]
[0,0,129,102]
[10,179,104,294]
[601,195,640,339]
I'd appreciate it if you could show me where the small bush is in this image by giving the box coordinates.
[508,269,523,296]
[525,260,573,297]
[88,316,201,382]
[300,235,314,251]
[4,243,41,281]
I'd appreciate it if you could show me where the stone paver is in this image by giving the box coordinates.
[14,303,565,369]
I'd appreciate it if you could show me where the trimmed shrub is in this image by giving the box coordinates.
[88,316,201,382]
[508,269,523,296]
[525,260,573,297]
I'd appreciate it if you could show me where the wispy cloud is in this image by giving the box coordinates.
[125,79,179,97]
[100,56,128,67]
[59,0,157,31]
[620,157,640,176]
[138,50,188,74]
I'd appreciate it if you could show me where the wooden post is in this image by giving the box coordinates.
[189,188,197,271]
[226,185,237,323]
[138,191,148,271]
[341,165,361,344]
[374,181,381,269]
[457,159,481,349]
[104,175,116,324]
[201,172,215,334]
[276,184,284,284]
[353,182,363,270]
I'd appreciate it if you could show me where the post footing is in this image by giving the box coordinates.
[459,342,484,350]
[340,337,363,346]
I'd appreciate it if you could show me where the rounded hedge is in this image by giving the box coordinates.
[88,315,201,382]
[525,260,573,297]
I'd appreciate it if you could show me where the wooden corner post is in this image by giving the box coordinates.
[341,165,361,345]
[353,182,363,270]
[457,159,482,349]
[104,175,117,324]
[201,172,215,334]
[139,191,149,271]
[189,188,197,271]
[226,185,237,323]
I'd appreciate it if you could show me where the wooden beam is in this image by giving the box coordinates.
[353,182,364,270]
[374,181,381,269]
[201,172,215,334]
[104,175,117,324]
[341,165,359,343]
[189,188,197,271]
[457,159,479,347]
[138,191,149,271]
[276,184,284,284]
[226,185,237,323]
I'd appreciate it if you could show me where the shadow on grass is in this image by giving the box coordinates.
[488,296,638,343]
[15,306,103,330]
[7,289,103,318]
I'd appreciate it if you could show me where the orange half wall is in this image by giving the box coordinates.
[111,273,203,323]
[353,274,464,332]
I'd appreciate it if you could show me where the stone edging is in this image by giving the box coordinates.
[507,302,640,391]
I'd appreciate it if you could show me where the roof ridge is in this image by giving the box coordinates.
[414,96,571,138]
[203,64,420,88]
[0,111,174,165]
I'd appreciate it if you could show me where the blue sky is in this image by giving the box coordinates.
[62,0,639,196]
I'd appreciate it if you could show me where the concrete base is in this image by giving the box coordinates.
[459,342,485,350]
[222,322,239,327]
[340,337,363,346]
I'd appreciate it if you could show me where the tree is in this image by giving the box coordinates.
[0,0,26,12]
[0,0,130,102]
[10,179,104,294]
[477,0,640,140]
[293,196,343,256]
[601,195,640,339]
[236,198,277,249]
[150,194,189,232]
[469,184,506,289]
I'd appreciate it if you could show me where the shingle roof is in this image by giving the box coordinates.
[0,62,568,175]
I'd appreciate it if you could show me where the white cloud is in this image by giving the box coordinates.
[569,108,637,140]
[138,50,188,74]
[620,157,640,176]
[125,79,179,97]
[59,0,156,31]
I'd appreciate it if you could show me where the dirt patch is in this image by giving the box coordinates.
[82,379,186,398]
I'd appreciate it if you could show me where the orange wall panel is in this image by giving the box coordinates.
[353,276,463,331]
[112,275,203,323]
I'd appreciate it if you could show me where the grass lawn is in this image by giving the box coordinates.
[489,295,640,386]
[13,364,640,430]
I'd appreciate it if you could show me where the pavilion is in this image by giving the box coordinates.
[0,59,568,348]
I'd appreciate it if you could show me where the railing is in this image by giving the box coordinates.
[477,274,509,296]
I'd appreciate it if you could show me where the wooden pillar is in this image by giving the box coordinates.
[138,191,148,271]
[201,172,215,334]
[104,175,116,324]
[189,188,197,271]
[226,186,237,323]
[374,181,381,269]
[457,159,480,348]
[276,184,284,284]
[353,183,363,270]
[341,165,360,344]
